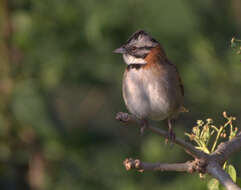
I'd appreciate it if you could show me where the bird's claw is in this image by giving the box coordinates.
[165,129,176,144]
[140,119,148,136]
[116,112,130,123]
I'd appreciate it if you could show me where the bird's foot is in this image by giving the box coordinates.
[165,118,176,144]
[165,127,176,144]
[115,112,130,123]
[140,119,148,136]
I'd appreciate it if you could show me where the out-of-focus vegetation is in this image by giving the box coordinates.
[0,0,241,189]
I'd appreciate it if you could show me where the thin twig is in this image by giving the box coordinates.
[207,162,241,190]
[116,112,241,190]
[210,135,241,164]
[148,125,207,158]
[116,112,208,158]
[123,158,196,173]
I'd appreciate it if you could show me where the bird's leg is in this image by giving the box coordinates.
[140,119,149,136]
[165,118,176,144]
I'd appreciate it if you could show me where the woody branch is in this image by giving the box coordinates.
[116,112,241,190]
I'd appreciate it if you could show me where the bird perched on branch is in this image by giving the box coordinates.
[114,30,187,142]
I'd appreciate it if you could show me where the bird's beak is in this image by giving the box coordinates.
[113,46,126,54]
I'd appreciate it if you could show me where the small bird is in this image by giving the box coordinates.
[114,30,186,141]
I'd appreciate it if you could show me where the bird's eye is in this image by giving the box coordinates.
[131,46,137,51]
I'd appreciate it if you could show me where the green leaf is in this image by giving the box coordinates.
[208,178,220,190]
[226,165,236,183]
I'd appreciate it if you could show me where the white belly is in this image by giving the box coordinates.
[123,67,173,120]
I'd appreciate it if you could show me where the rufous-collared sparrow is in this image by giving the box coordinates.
[114,30,186,141]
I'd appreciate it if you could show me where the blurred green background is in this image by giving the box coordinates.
[0,0,241,189]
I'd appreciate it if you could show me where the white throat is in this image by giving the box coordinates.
[123,54,147,65]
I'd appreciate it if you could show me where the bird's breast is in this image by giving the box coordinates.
[122,66,173,120]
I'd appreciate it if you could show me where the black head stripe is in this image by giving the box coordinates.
[128,46,153,58]
[123,30,159,59]
[127,64,143,70]
[126,30,148,44]
[131,54,148,58]
[138,46,153,50]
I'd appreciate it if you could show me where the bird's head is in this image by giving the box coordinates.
[113,30,159,65]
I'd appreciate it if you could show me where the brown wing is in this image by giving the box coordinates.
[147,45,184,97]
[168,60,189,114]
[178,72,184,96]
[166,58,184,97]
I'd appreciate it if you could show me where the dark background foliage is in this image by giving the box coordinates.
[0,0,241,189]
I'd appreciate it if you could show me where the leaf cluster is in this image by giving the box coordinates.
[231,37,241,55]
[185,112,240,190]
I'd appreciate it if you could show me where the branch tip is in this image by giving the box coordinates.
[117,112,241,190]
